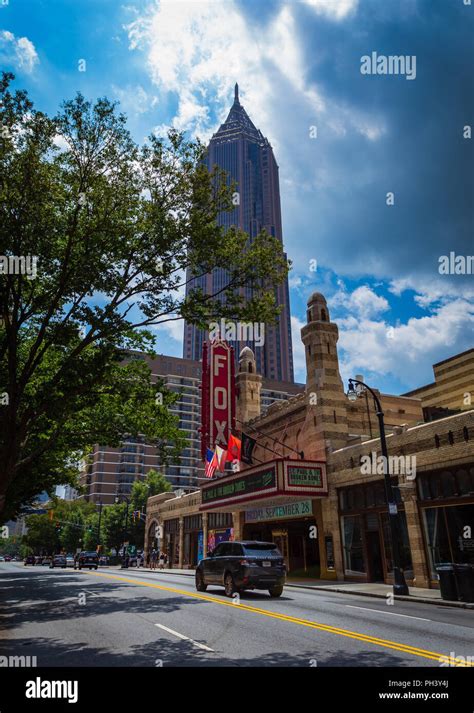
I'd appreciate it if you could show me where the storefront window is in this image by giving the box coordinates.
[342,516,365,575]
[445,504,474,565]
[381,512,413,578]
[456,468,474,496]
[423,508,451,576]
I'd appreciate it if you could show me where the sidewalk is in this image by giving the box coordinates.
[116,566,474,609]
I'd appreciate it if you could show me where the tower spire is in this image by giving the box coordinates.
[234,82,239,104]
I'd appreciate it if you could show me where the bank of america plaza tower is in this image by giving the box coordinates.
[183,84,294,383]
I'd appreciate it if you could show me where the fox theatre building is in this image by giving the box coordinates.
[145,293,474,589]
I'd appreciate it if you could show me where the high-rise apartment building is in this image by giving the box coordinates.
[183,84,294,383]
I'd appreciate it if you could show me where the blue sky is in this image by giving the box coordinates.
[1,0,472,394]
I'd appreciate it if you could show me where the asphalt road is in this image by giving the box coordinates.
[1,562,473,667]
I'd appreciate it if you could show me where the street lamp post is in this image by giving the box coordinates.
[115,494,130,568]
[97,501,103,550]
[347,378,409,596]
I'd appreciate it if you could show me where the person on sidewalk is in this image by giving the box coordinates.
[151,548,158,570]
[158,552,165,570]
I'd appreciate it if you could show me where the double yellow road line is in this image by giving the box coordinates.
[84,570,473,666]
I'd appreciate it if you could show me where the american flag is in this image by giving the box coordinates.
[205,449,218,478]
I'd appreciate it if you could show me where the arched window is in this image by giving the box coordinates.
[248,362,253,373]
[321,308,327,321]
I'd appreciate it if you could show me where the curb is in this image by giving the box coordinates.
[284,583,474,609]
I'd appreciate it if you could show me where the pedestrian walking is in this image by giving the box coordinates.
[159,552,165,570]
[151,548,158,570]
[146,551,151,569]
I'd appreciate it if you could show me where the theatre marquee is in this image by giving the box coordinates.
[200,458,327,512]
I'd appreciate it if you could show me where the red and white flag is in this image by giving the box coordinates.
[215,445,227,472]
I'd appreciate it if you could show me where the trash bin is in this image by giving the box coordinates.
[453,564,474,603]
[436,564,458,601]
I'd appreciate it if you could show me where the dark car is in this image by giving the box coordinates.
[50,555,67,569]
[196,541,286,598]
[75,551,99,570]
[24,555,35,566]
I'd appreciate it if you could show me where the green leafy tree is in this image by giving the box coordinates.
[22,514,57,554]
[128,469,172,548]
[102,503,128,555]
[0,72,289,520]
[83,512,99,550]
[0,535,22,557]
[130,469,171,512]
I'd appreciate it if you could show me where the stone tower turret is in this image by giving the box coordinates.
[236,346,262,424]
[300,292,349,456]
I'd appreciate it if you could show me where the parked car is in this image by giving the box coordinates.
[195,541,286,598]
[50,555,67,569]
[98,555,109,566]
[65,555,75,568]
[0,556,4,562]
[4,555,12,562]
[24,555,35,566]
[34,556,43,565]
[74,551,99,570]
[42,557,52,566]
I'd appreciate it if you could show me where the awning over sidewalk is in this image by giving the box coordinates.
[200,458,327,512]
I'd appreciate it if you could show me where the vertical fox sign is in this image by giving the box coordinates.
[200,339,235,459]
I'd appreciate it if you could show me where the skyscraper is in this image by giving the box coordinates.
[183,84,294,382]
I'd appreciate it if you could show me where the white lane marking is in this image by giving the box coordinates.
[155,623,214,652]
[345,604,431,622]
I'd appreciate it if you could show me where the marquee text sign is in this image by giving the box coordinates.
[201,459,327,510]
[200,340,236,458]
[245,499,312,523]
[209,340,235,449]
[202,466,277,506]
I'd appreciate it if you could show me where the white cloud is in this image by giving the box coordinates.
[155,318,184,343]
[0,31,39,73]
[112,84,159,116]
[330,285,389,319]
[389,276,474,308]
[337,298,474,389]
[302,0,359,20]
[124,0,373,146]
